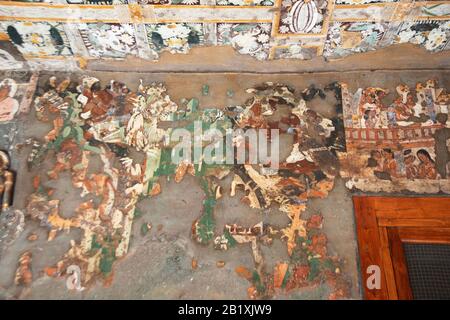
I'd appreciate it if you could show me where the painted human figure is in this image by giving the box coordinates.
[413,102,423,118]
[0,78,19,122]
[387,105,397,127]
[47,140,84,182]
[305,110,325,137]
[433,113,450,178]
[370,150,384,172]
[416,149,437,179]
[424,90,436,123]
[78,77,114,123]
[393,84,415,121]
[363,109,378,128]
[403,150,418,179]
[382,149,398,178]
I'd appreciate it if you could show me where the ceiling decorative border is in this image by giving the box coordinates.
[0,0,448,68]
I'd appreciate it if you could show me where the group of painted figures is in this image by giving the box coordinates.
[368,148,438,180]
[340,79,450,184]
[358,80,450,129]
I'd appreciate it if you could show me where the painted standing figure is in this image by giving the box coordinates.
[382,149,398,178]
[424,90,436,123]
[0,78,19,122]
[387,105,397,127]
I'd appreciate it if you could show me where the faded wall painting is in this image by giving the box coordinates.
[13,76,349,299]
[0,0,449,303]
[0,71,37,186]
[0,72,36,124]
[324,22,389,59]
[339,80,450,193]
[394,21,450,52]
[217,23,272,60]
[0,72,450,299]
[278,0,329,35]
[79,23,138,59]
[0,41,26,70]
[145,23,204,56]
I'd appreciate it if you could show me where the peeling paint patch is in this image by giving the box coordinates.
[394,21,450,52]
[217,23,272,60]
[324,22,388,59]
[79,23,138,59]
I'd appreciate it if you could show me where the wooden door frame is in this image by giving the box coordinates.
[353,196,450,300]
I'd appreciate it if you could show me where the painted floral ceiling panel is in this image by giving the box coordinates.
[79,23,138,58]
[217,23,272,60]
[146,23,204,56]
[0,21,72,57]
[0,0,449,68]
[394,21,450,52]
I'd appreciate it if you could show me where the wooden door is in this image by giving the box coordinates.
[353,196,450,300]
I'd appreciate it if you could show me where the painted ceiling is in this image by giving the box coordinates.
[0,0,449,70]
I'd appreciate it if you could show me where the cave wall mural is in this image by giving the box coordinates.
[339,80,450,193]
[1,72,449,298]
[0,0,449,301]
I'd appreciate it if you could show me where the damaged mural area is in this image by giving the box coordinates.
[324,22,390,59]
[0,71,36,129]
[202,82,349,299]
[0,22,72,57]
[0,71,37,257]
[24,76,180,286]
[5,72,450,298]
[339,80,450,193]
[0,73,353,299]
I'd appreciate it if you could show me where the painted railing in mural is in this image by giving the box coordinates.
[345,125,443,149]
